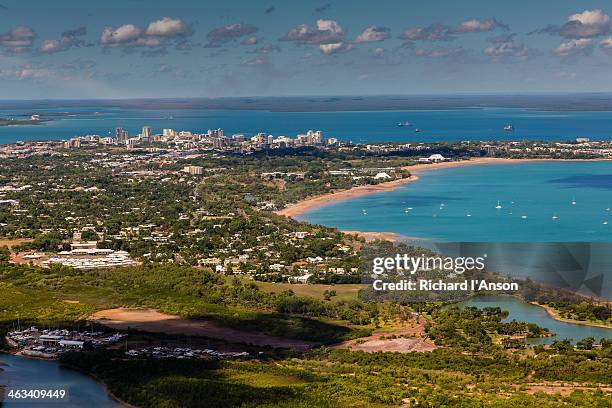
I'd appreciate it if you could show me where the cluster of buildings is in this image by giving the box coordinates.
[125,346,249,360]
[61,126,339,153]
[30,241,138,269]
[6,327,127,358]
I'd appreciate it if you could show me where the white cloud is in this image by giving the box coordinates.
[282,19,344,44]
[372,47,385,56]
[100,18,194,51]
[39,27,87,54]
[553,38,592,57]
[355,26,390,43]
[100,24,143,46]
[145,17,191,37]
[319,42,353,55]
[206,23,258,47]
[562,9,610,38]
[450,18,507,34]
[600,37,612,48]
[241,36,258,45]
[568,9,609,26]
[484,36,529,59]
[0,26,37,53]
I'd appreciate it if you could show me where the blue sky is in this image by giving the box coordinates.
[2,0,612,98]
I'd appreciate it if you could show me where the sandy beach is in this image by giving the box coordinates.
[276,157,547,219]
[276,175,420,218]
[341,230,402,242]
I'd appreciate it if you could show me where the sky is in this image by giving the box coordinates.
[3,0,612,98]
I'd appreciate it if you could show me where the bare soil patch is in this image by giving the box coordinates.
[91,308,314,351]
[334,317,436,353]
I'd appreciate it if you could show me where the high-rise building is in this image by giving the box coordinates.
[115,127,128,144]
[142,126,152,143]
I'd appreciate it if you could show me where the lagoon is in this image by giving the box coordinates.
[460,296,611,345]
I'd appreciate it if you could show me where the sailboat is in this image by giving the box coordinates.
[606,205,610,212]
[495,200,502,209]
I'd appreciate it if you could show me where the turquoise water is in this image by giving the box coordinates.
[6,105,612,144]
[0,354,118,407]
[300,161,612,242]
[460,296,611,345]
[301,161,612,297]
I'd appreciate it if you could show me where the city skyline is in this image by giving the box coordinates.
[3,1,612,98]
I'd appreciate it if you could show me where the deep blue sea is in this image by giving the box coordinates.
[5,105,612,143]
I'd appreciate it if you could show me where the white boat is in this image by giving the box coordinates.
[606,205,610,212]
[552,214,558,220]
[503,124,514,131]
[604,220,608,225]
[571,197,576,205]
[495,200,502,209]
[521,215,528,219]
[466,213,472,217]
[397,122,412,127]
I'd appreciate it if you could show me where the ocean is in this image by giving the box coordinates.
[5,103,612,144]
[299,161,612,242]
[299,161,612,297]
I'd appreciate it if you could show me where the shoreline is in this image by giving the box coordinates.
[276,175,420,218]
[531,302,612,330]
[276,157,605,219]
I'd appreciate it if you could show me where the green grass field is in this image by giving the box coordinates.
[253,281,363,302]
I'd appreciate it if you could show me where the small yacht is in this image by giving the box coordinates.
[571,197,576,205]
[397,122,412,127]
[552,214,558,220]
[466,213,472,217]
[604,220,609,225]
[495,200,502,209]
[503,124,514,131]
[606,205,611,212]
[414,128,421,133]
[521,215,528,219]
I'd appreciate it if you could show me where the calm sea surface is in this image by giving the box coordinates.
[5,105,612,143]
[300,161,612,297]
[299,161,612,242]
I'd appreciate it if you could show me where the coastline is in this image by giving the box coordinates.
[531,302,612,330]
[341,230,403,242]
[276,175,420,218]
[275,157,587,220]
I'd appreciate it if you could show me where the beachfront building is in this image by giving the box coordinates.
[418,154,450,163]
